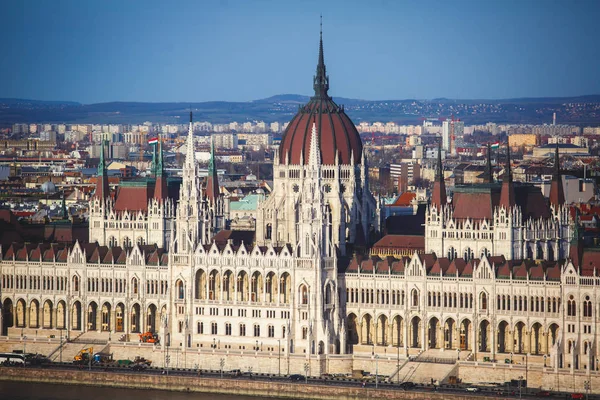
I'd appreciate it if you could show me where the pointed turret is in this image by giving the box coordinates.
[431,140,447,208]
[313,16,330,99]
[154,136,168,200]
[94,138,110,200]
[569,207,583,268]
[205,135,219,204]
[61,191,68,220]
[499,143,515,209]
[549,143,565,207]
[484,143,493,183]
[185,111,195,167]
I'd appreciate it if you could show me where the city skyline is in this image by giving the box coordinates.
[1,0,600,104]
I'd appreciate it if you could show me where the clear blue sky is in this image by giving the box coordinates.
[1,0,599,104]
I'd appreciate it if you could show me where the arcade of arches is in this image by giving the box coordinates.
[346,313,559,356]
[1,297,166,336]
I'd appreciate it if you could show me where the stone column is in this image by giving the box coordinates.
[507,329,514,354]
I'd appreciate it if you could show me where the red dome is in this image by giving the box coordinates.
[278,31,363,166]
[280,99,362,165]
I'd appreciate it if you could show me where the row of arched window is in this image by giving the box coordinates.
[2,275,68,292]
[107,236,145,248]
[567,295,593,317]
[346,288,406,306]
[196,321,286,339]
[428,291,475,309]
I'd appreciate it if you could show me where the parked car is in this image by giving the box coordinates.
[130,363,147,371]
[570,394,584,400]
[399,381,416,390]
[465,386,480,392]
[229,369,242,377]
[535,391,551,397]
[289,374,304,382]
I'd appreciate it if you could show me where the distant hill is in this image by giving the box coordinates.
[0,98,81,106]
[1,94,600,125]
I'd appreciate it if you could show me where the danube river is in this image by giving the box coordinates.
[0,381,282,400]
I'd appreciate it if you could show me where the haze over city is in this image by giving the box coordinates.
[1,0,600,104]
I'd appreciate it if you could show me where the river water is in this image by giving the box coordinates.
[0,381,278,400]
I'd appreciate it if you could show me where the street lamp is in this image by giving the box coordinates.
[255,340,258,351]
[518,375,523,399]
[510,352,513,364]
[213,338,216,349]
[220,358,225,379]
[375,354,379,389]
[584,380,590,400]
[304,362,309,384]
[278,339,281,376]
[544,355,547,368]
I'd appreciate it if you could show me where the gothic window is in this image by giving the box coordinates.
[480,248,489,258]
[137,237,145,246]
[464,248,473,261]
[411,289,419,307]
[265,224,272,240]
[301,285,308,305]
[567,295,576,316]
[108,237,117,248]
[132,278,138,295]
[583,296,592,317]
[480,292,487,310]
[239,323,246,336]
[176,280,185,300]
[123,237,132,248]
[448,247,456,260]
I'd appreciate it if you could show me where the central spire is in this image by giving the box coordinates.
[313,15,330,99]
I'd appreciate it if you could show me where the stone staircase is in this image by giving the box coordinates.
[397,360,456,384]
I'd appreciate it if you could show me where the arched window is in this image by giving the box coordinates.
[567,295,576,316]
[177,280,185,299]
[583,296,592,317]
[480,292,487,310]
[137,237,145,246]
[123,237,132,248]
[72,276,79,291]
[265,224,272,240]
[464,248,473,261]
[132,278,138,294]
[448,247,456,260]
[301,285,308,305]
[480,248,489,258]
[412,289,419,307]
[108,236,117,248]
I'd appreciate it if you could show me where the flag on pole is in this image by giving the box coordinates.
[491,142,500,150]
[148,137,159,145]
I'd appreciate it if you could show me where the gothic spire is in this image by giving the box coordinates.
[61,191,68,220]
[499,142,515,209]
[313,16,330,99]
[206,135,220,204]
[154,136,168,200]
[94,137,109,200]
[549,142,565,206]
[485,143,493,183]
[156,135,164,177]
[431,139,447,208]
[186,111,195,167]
